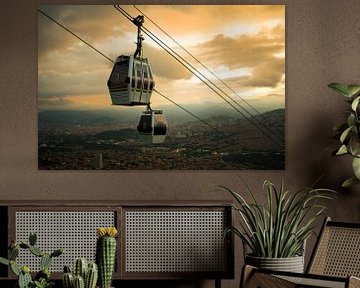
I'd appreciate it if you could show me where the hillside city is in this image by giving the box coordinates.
[38,109,285,170]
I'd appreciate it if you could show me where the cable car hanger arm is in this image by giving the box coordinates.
[133,15,144,59]
[114,6,145,59]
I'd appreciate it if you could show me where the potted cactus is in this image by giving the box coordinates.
[96,227,118,288]
[0,232,63,288]
[62,258,98,288]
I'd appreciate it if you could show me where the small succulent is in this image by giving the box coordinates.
[32,278,54,288]
[0,232,63,288]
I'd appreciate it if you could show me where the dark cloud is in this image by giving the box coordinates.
[38,5,127,56]
[196,25,284,69]
[142,44,192,80]
[214,59,284,89]
[195,25,284,87]
[244,57,284,87]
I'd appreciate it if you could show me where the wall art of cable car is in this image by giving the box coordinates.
[137,110,167,144]
[107,55,155,106]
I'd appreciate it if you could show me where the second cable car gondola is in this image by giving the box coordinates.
[137,110,167,144]
[107,55,155,106]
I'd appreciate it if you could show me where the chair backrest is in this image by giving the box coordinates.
[307,217,360,277]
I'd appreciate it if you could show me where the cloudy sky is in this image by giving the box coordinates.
[38,5,285,112]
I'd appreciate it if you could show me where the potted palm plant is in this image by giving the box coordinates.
[221,179,334,273]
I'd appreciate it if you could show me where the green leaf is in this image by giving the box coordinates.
[342,177,360,188]
[0,257,9,266]
[352,157,360,179]
[10,261,20,276]
[347,85,360,97]
[347,114,356,128]
[29,246,44,257]
[40,254,51,270]
[336,144,348,155]
[349,135,360,156]
[328,83,351,97]
[340,126,353,143]
[351,96,360,111]
[8,247,19,261]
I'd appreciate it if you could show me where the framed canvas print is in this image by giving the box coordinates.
[38,5,285,170]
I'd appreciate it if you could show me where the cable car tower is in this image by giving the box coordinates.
[107,14,167,144]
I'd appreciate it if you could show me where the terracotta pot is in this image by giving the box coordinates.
[245,254,305,273]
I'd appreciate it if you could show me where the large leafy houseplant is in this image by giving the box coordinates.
[328,83,360,187]
[222,180,334,260]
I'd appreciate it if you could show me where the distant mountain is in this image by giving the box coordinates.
[38,104,284,129]
[38,109,137,126]
[168,108,285,152]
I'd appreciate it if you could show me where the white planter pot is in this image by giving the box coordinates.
[245,254,305,273]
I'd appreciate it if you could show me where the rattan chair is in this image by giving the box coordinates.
[241,217,360,288]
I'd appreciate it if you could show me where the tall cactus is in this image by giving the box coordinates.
[96,227,118,288]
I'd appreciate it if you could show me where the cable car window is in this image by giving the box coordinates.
[137,115,152,133]
[131,63,135,88]
[136,80,142,89]
[136,63,142,77]
[109,60,129,88]
[154,115,167,135]
[143,67,149,89]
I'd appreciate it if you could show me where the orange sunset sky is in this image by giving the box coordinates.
[38,5,285,112]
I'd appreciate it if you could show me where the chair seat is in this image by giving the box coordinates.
[243,265,360,288]
[277,274,346,288]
